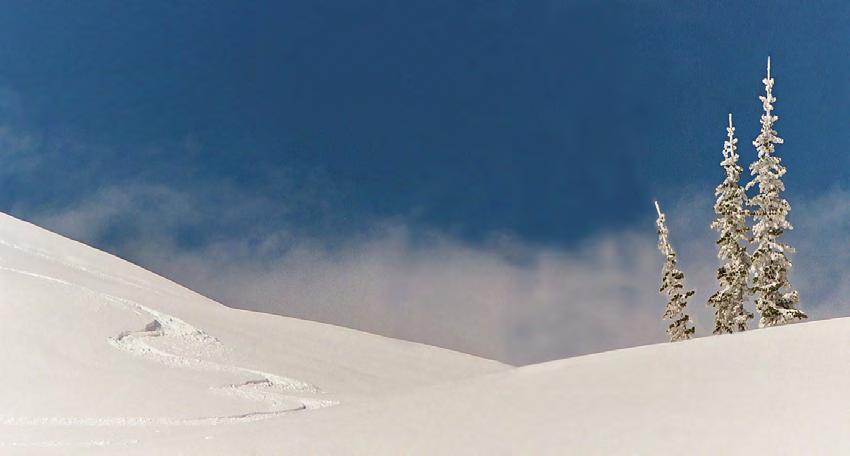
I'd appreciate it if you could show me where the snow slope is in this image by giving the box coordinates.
[142,315,850,455]
[0,213,507,451]
[3,211,848,454]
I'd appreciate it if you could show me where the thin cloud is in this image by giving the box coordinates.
[19,182,850,365]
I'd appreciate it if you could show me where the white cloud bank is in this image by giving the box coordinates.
[20,183,850,365]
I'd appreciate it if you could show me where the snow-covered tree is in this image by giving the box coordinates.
[745,57,806,327]
[655,201,695,342]
[708,113,754,334]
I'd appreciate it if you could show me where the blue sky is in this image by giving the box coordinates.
[1,1,849,363]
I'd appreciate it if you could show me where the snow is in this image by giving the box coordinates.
[185,317,850,455]
[2,211,848,454]
[0,212,506,451]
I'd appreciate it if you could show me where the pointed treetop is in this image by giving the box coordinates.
[723,113,736,160]
[767,56,771,80]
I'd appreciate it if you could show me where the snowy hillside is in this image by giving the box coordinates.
[0,213,506,451]
[3,211,849,455]
[155,315,850,455]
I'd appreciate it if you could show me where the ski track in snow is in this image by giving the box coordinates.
[0,241,338,447]
[0,439,139,448]
[0,238,157,293]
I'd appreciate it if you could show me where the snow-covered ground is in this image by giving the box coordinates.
[134,317,850,455]
[2,211,849,454]
[0,213,506,452]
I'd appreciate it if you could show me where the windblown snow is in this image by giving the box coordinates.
[2,211,849,454]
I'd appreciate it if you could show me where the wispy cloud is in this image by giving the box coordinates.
[21,179,850,365]
[1,85,843,365]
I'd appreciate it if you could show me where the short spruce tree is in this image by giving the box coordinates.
[744,57,806,327]
[655,201,696,342]
[708,113,754,334]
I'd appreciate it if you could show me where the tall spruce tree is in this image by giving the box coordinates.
[708,113,754,334]
[655,201,695,342]
[745,57,806,327]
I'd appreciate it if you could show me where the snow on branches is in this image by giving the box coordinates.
[654,57,809,339]
[655,201,695,342]
[708,113,754,334]
[744,57,806,327]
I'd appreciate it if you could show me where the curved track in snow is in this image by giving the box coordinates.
[0,244,337,448]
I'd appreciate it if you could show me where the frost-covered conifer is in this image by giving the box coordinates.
[708,113,753,334]
[745,57,806,327]
[655,201,695,342]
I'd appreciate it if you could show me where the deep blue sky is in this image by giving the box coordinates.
[0,0,848,247]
